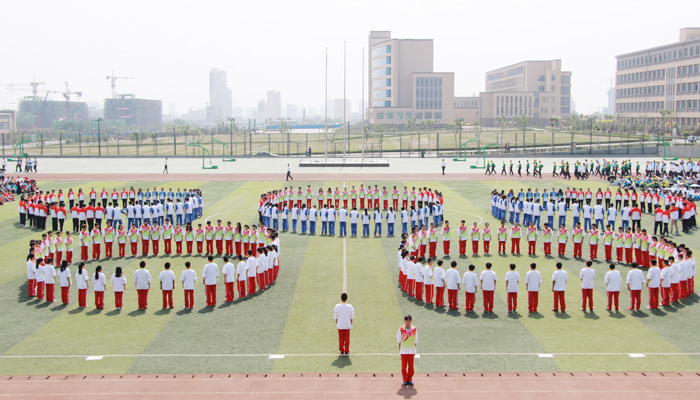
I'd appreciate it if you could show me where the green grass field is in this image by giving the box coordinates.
[2,177,700,376]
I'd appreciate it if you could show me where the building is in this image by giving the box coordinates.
[266,90,282,120]
[208,68,232,121]
[603,87,615,116]
[104,94,162,129]
[479,60,572,127]
[0,110,16,133]
[368,31,465,125]
[615,28,700,130]
[18,96,89,129]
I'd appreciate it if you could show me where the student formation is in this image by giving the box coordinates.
[257,184,445,238]
[22,186,283,311]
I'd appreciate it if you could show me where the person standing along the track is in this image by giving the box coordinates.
[397,315,418,386]
[334,293,354,357]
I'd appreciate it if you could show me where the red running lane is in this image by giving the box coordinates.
[1,372,699,400]
[30,173,567,182]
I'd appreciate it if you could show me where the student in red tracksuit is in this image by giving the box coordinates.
[588,227,600,260]
[103,221,114,258]
[79,226,90,262]
[205,221,215,255]
[497,222,508,255]
[572,223,584,259]
[458,221,468,256]
[159,262,176,309]
[140,221,151,256]
[510,223,521,255]
[542,223,552,256]
[470,223,480,255]
[526,222,537,255]
[482,223,491,255]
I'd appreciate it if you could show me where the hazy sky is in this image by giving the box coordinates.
[1,0,698,116]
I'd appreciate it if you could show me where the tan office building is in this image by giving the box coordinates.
[0,110,17,134]
[480,60,572,127]
[615,28,700,131]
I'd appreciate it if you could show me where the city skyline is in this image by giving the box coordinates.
[1,0,698,118]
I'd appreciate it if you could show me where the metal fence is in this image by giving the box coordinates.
[0,128,690,159]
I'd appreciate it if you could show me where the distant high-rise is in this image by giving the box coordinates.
[286,104,298,120]
[333,98,350,121]
[267,90,282,120]
[208,68,232,121]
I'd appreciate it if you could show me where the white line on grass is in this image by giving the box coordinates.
[0,352,689,360]
[450,210,484,224]
[343,237,347,293]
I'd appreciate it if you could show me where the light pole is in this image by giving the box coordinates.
[96,118,103,156]
[228,117,235,156]
[588,116,593,155]
[457,118,463,153]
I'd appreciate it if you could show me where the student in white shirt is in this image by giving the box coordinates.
[235,255,247,298]
[505,263,520,313]
[445,261,461,310]
[202,255,219,307]
[159,262,176,309]
[604,263,621,311]
[222,256,236,302]
[44,259,57,303]
[93,265,107,309]
[579,260,595,311]
[627,262,644,312]
[480,263,497,313]
[461,264,478,312]
[349,208,359,237]
[246,250,257,295]
[180,261,197,309]
[334,293,354,356]
[74,262,89,308]
[26,255,36,298]
[110,266,126,310]
[433,260,446,308]
[134,261,151,310]
[57,260,71,305]
[525,263,542,313]
[552,262,568,312]
[646,259,661,310]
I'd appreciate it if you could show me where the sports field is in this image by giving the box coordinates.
[3,173,700,377]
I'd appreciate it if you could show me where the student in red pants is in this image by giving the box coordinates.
[526,222,537,255]
[236,255,247,298]
[603,263,621,311]
[246,250,257,295]
[626,262,644,311]
[57,260,71,305]
[580,260,595,311]
[75,262,89,308]
[159,262,175,309]
[202,255,219,307]
[44,258,56,302]
[542,223,552,256]
[103,221,114,258]
[510,223,521,255]
[480,263,497,312]
[134,261,151,310]
[505,263,519,313]
[111,266,126,310]
[140,221,151,256]
[162,219,173,255]
[414,257,424,301]
[646,259,661,310]
[222,256,236,302]
[434,260,445,307]
[471,223,481,255]
[93,265,107,309]
[557,225,568,257]
[334,293,354,356]
[397,315,417,386]
[525,263,542,313]
[497,222,508,254]
[552,262,567,312]
[180,262,196,309]
[482,223,491,255]
[129,226,139,256]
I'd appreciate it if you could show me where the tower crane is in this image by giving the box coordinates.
[62,82,82,120]
[106,70,134,99]
[0,77,45,97]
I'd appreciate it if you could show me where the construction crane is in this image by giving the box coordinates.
[106,69,134,99]
[0,77,45,97]
[62,82,82,120]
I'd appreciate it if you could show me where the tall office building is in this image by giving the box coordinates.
[615,28,700,130]
[479,60,572,127]
[267,90,282,120]
[368,31,463,124]
[208,68,232,121]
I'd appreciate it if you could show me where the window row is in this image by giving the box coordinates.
[617,68,666,84]
[376,111,443,120]
[617,45,700,70]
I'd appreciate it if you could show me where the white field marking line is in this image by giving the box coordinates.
[343,236,347,292]
[0,352,692,359]
[7,391,700,397]
[450,210,484,224]
[205,209,259,223]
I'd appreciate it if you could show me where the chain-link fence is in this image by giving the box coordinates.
[0,127,691,159]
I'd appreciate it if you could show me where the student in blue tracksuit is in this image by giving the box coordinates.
[374,207,383,237]
[362,209,371,237]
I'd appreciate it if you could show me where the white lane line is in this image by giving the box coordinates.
[268,354,285,359]
[450,210,484,224]
[343,236,348,293]
[85,356,103,361]
[1,352,696,359]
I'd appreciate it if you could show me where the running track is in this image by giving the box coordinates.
[1,372,699,399]
[29,172,563,182]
